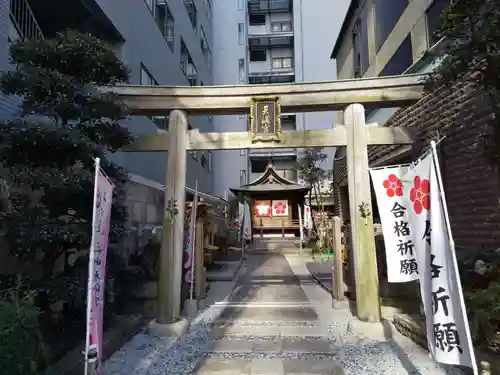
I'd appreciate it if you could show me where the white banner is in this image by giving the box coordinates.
[184,184,199,287]
[298,204,304,242]
[304,205,313,237]
[404,152,476,371]
[243,202,252,240]
[85,158,114,375]
[370,166,419,283]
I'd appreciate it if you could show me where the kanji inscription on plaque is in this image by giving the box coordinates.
[250,96,281,142]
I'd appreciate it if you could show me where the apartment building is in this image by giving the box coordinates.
[1,0,214,194]
[211,0,346,198]
[330,0,500,257]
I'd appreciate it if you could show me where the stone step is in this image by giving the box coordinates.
[204,338,337,355]
[192,358,345,375]
[209,324,328,338]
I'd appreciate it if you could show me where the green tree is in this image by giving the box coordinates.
[426,0,500,166]
[297,148,331,243]
[0,30,133,312]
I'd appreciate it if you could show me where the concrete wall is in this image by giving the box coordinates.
[0,0,215,194]
[211,1,248,198]
[96,0,214,193]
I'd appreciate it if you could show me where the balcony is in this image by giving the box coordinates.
[248,35,294,50]
[248,72,295,84]
[248,0,292,14]
[10,0,43,40]
[26,0,123,42]
[249,148,297,157]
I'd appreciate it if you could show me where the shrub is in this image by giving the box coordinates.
[0,291,45,375]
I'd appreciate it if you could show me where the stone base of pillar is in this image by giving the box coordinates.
[146,317,189,339]
[347,318,393,341]
[184,298,199,318]
[332,299,349,309]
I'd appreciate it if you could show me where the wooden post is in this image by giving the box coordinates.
[345,103,381,323]
[157,110,188,324]
[195,215,205,302]
[331,216,345,301]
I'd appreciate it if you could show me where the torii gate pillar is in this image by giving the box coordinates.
[345,104,382,326]
[157,110,188,324]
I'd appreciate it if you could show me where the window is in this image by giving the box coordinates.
[152,116,169,130]
[201,152,208,168]
[240,170,247,186]
[374,0,409,51]
[272,57,293,69]
[271,21,292,32]
[239,59,245,82]
[140,63,158,85]
[249,14,266,26]
[352,16,369,77]
[200,26,211,66]
[238,23,245,45]
[144,0,155,15]
[250,50,266,62]
[184,0,197,30]
[204,0,212,20]
[426,0,450,47]
[155,2,174,51]
[181,38,197,85]
[379,36,413,77]
[238,0,245,10]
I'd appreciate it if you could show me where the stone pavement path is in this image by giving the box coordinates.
[103,247,465,375]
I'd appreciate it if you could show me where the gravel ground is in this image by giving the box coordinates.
[102,253,467,375]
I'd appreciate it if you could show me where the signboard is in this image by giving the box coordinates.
[254,200,271,217]
[272,200,288,216]
[250,96,281,142]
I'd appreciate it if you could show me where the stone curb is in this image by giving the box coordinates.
[43,314,145,375]
[393,313,499,374]
[306,263,333,295]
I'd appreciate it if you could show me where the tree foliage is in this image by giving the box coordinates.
[426,0,500,165]
[297,148,331,242]
[0,30,133,311]
[297,148,330,203]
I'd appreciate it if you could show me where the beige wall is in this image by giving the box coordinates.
[335,0,436,79]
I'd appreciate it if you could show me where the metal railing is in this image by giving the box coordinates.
[9,0,43,40]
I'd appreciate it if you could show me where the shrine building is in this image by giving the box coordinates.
[230,161,310,238]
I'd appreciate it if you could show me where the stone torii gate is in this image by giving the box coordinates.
[105,74,425,334]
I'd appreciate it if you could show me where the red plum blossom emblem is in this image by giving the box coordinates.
[409,176,430,214]
[382,174,403,198]
[274,201,287,215]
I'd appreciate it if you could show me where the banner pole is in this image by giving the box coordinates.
[189,181,199,300]
[430,141,478,375]
[84,157,100,375]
